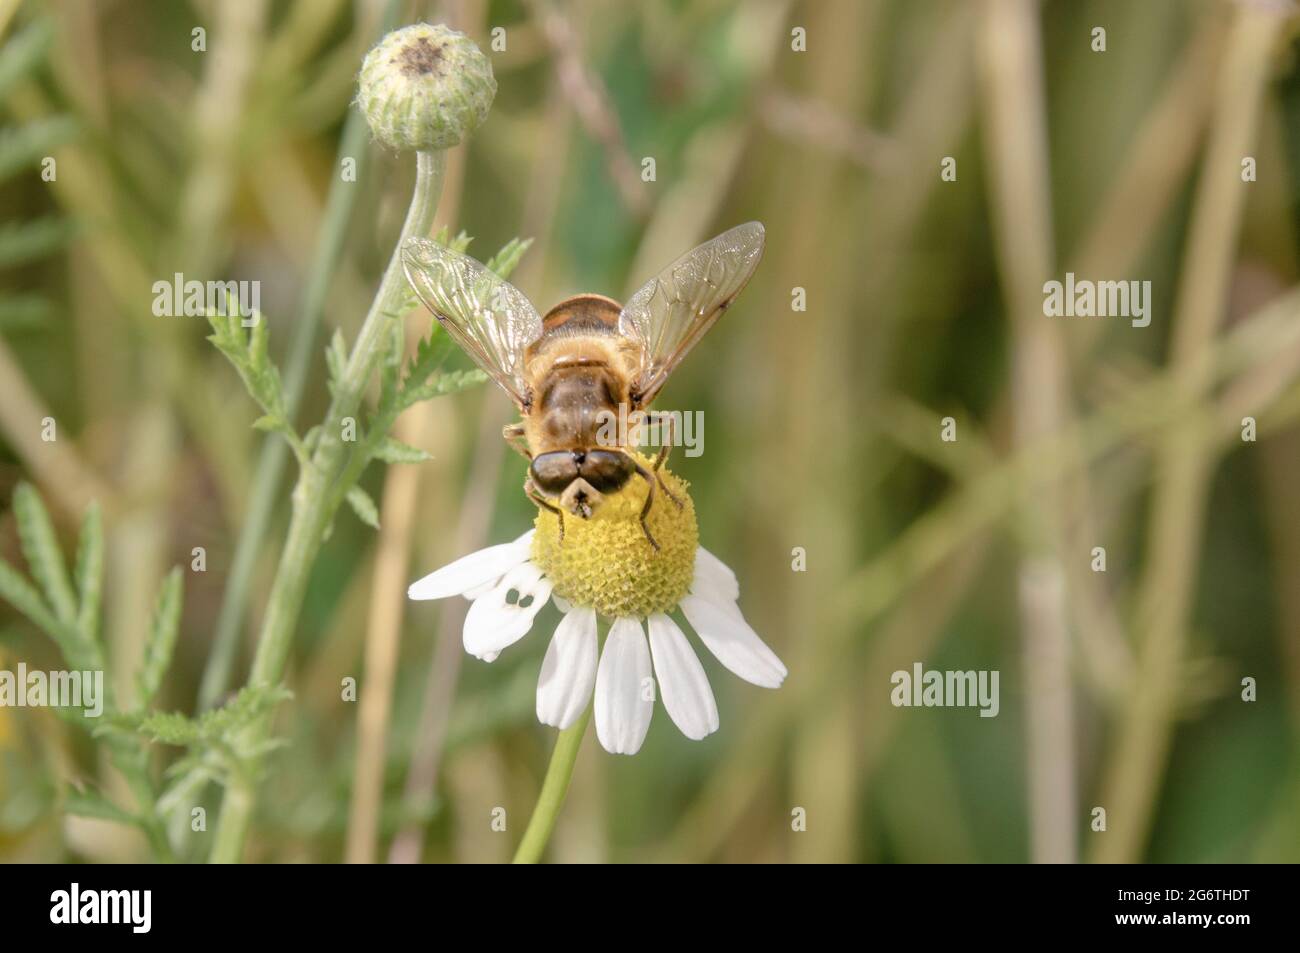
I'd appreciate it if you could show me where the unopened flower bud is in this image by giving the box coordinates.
[357,23,496,152]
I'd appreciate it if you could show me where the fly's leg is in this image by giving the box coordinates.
[503,422,531,460]
[631,459,661,551]
[524,477,564,544]
[649,411,684,509]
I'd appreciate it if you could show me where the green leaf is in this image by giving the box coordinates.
[105,709,199,747]
[484,237,534,281]
[372,437,431,464]
[248,310,272,373]
[325,328,348,392]
[0,116,79,183]
[399,368,488,409]
[73,502,103,644]
[12,483,76,626]
[376,315,404,409]
[389,331,456,412]
[102,684,293,759]
[251,413,286,434]
[204,298,239,345]
[157,763,217,819]
[346,486,380,529]
[137,568,183,707]
[207,308,300,456]
[446,229,473,254]
[400,328,452,390]
[0,559,62,641]
[0,217,76,269]
[64,786,140,828]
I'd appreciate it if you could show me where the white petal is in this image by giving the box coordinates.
[695,546,740,602]
[536,607,598,729]
[680,594,787,689]
[690,578,745,623]
[594,617,654,755]
[551,593,573,614]
[462,561,552,661]
[647,613,718,740]
[462,578,499,601]
[408,531,534,601]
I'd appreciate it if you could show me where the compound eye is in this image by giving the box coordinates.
[530,451,578,495]
[579,450,634,493]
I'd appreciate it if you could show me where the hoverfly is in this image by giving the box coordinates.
[401,221,765,549]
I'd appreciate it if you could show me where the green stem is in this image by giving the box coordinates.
[513,706,591,864]
[198,0,405,711]
[209,773,254,864]
[112,745,174,862]
[207,148,448,862]
[198,110,371,710]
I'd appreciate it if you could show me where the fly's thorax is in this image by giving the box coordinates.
[522,345,635,454]
[530,453,697,618]
[523,294,623,379]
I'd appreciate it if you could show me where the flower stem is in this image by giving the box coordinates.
[209,772,253,864]
[207,148,448,862]
[513,706,591,864]
[197,100,377,711]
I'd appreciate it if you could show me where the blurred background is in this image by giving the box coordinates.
[2,0,1299,863]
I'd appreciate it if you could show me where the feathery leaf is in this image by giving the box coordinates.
[346,485,381,529]
[13,482,77,626]
[137,568,183,707]
[372,437,431,464]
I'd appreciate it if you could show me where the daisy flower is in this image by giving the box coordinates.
[408,454,786,755]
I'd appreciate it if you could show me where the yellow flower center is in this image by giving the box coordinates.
[530,453,697,618]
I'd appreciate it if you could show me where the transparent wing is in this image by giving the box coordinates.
[618,222,765,407]
[401,237,543,408]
